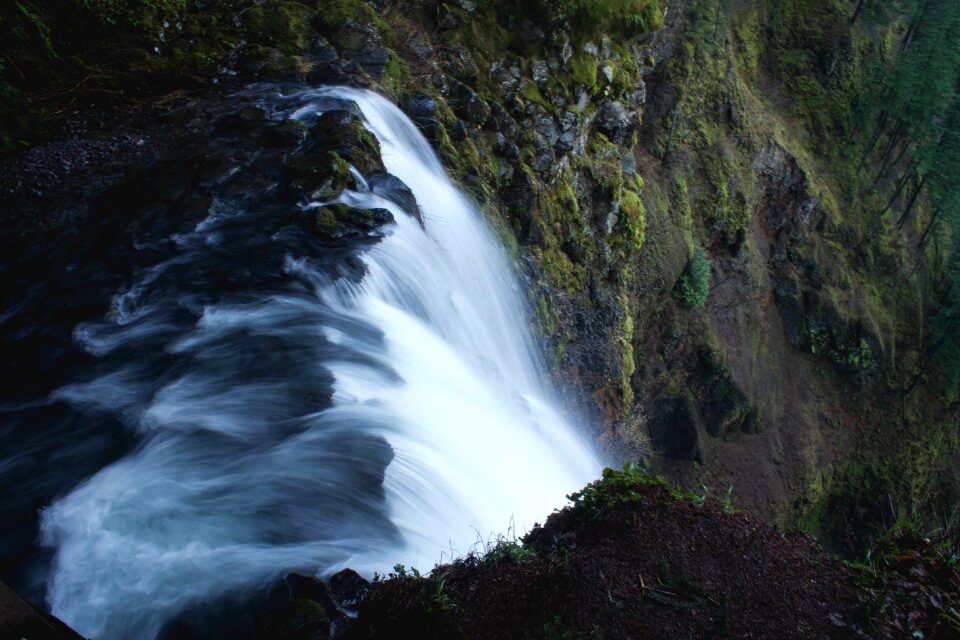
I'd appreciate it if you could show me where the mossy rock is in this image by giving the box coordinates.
[689,347,757,437]
[287,150,351,200]
[305,108,384,174]
[243,2,316,56]
[313,204,394,242]
[619,189,646,251]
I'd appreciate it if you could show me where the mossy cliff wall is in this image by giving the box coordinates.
[3,0,958,552]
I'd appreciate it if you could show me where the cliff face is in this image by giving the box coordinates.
[335,0,957,552]
[1,0,957,553]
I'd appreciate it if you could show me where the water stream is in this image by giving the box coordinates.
[38,87,601,639]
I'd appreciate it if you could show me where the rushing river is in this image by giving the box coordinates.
[27,87,601,639]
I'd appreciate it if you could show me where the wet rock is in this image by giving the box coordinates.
[626,80,647,106]
[489,101,517,137]
[450,119,468,141]
[447,79,490,125]
[555,111,579,153]
[367,171,424,225]
[332,20,382,53]
[457,0,478,12]
[596,100,633,143]
[314,204,394,243]
[491,63,521,93]
[535,114,559,147]
[304,36,339,64]
[353,47,390,79]
[263,120,307,148]
[532,60,550,87]
[501,170,535,217]
[214,106,269,133]
[286,150,350,200]
[306,61,348,84]
[399,92,438,139]
[446,52,479,81]
[531,134,555,173]
[305,108,383,174]
[329,569,371,610]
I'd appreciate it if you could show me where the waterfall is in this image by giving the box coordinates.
[39,86,601,639]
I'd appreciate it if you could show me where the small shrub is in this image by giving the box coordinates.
[673,245,710,308]
[567,463,691,517]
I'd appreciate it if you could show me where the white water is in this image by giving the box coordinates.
[40,87,601,639]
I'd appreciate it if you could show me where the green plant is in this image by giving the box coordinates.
[424,576,457,613]
[673,245,711,308]
[485,539,538,563]
[567,463,696,517]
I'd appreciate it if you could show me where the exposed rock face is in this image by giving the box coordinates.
[755,145,881,384]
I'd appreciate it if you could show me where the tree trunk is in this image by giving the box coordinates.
[917,208,942,250]
[850,0,867,24]
[873,136,913,186]
[897,173,928,229]
[879,169,912,217]
[860,110,889,171]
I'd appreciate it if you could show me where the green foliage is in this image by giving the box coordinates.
[78,0,186,28]
[14,1,56,58]
[484,539,538,563]
[673,246,711,308]
[424,576,457,613]
[567,463,698,517]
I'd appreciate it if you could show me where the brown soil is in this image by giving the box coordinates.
[345,482,869,640]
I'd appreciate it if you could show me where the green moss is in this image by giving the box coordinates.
[619,189,646,251]
[315,0,387,32]
[589,133,624,198]
[314,206,342,235]
[569,54,599,90]
[380,50,410,100]
[618,291,636,409]
[244,2,314,56]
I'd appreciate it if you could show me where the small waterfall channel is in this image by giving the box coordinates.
[36,86,601,639]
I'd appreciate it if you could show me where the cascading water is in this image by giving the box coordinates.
[38,86,601,639]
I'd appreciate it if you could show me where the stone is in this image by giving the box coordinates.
[535,114,559,147]
[353,47,390,79]
[333,20,382,53]
[489,101,517,136]
[329,569,371,610]
[532,60,550,87]
[304,36,338,64]
[597,100,633,143]
[601,64,615,84]
[450,119,468,141]
[368,171,424,226]
[263,119,306,148]
[447,79,490,125]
